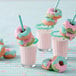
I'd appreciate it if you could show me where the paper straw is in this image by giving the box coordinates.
[19,15,24,31]
[55,0,60,11]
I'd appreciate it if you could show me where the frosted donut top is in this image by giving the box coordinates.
[47,8,62,16]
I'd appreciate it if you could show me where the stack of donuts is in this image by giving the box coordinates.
[60,19,76,40]
[15,25,35,47]
[42,56,67,73]
[0,39,16,59]
[36,8,62,30]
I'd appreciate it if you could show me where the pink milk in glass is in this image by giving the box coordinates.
[20,45,37,67]
[37,29,52,51]
[52,37,68,57]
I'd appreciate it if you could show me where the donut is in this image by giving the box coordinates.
[0,39,4,45]
[60,26,76,40]
[15,26,31,40]
[63,19,76,34]
[47,8,62,20]
[4,49,16,59]
[0,45,5,57]
[42,17,57,26]
[52,56,67,73]
[42,59,52,71]
[17,34,35,47]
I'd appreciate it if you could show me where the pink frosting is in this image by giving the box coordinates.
[15,25,27,38]
[47,61,52,69]
[6,49,10,52]
[47,8,55,15]
[63,21,76,31]
[66,32,76,40]
[54,63,67,73]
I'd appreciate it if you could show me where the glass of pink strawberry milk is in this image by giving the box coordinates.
[51,31,68,58]
[37,29,52,51]
[20,38,38,68]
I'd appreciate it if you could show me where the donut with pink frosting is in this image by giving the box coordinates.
[47,8,62,20]
[52,56,67,73]
[63,19,76,34]
[59,19,76,40]
[17,34,35,47]
[42,59,52,71]
[15,26,31,40]
[42,17,57,26]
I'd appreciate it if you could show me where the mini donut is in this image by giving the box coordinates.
[15,25,31,40]
[17,34,35,47]
[42,59,52,71]
[0,45,5,57]
[0,39,4,45]
[47,8,62,20]
[52,56,67,73]
[63,19,76,34]
[60,26,76,40]
[4,49,16,59]
[42,17,57,26]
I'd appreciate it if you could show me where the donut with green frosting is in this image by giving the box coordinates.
[52,56,67,73]
[4,49,16,59]
[42,17,57,26]
[63,19,76,34]
[15,25,31,40]
[47,8,62,20]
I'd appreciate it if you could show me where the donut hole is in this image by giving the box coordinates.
[70,22,75,25]
[20,29,26,33]
[59,61,64,66]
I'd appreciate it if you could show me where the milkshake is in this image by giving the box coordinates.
[51,31,68,58]
[37,29,51,51]
[15,15,38,68]
[20,45,37,67]
[52,37,68,57]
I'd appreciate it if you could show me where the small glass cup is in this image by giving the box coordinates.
[20,38,38,68]
[51,31,68,58]
[37,29,52,52]
[20,45,37,68]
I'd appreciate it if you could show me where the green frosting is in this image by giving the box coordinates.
[52,65,59,72]
[33,38,39,44]
[0,39,3,43]
[36,23,54,30]
[0,45,4,52]
[52,56,67,65]
[44,17,55,22]
[18,40,24,45]
[5,50,16,56]
[61,26,67,34]
[18,27,31,38]
[42,59,50,67]
[54,9,62,17]
[68,19,76,25]
[51,31,63,37]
